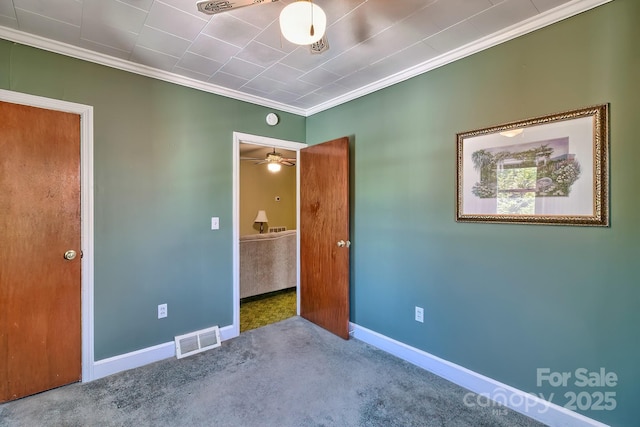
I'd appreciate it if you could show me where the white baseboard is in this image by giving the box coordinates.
[350,322,608,427]
[90,324,236,381]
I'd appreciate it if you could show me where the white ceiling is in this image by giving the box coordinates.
[0,0,609,116]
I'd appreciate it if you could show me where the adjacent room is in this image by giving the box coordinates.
[239,143,298,332]
[1,1,637,426]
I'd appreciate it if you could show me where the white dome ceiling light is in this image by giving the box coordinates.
[279,1,327,46]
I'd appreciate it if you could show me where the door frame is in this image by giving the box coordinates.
[0,89,95,382]
[232,132,306,337]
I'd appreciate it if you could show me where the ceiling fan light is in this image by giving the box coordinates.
[268,162,282,172]
[279,1,326,45]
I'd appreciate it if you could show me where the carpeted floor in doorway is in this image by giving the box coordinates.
[240,287,296,332]
[0,317,546,427]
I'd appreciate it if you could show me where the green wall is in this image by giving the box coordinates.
[0,40,306,360]
[1,0,638,424]
[306,1,638,426]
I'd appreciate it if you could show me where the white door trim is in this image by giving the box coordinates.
[0,89,95,382]
[231,132,307,337]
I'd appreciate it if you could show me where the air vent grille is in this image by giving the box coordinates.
[175,326,221,359]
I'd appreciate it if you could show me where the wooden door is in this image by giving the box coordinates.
[300,137,350,339]
[0,101,81,402]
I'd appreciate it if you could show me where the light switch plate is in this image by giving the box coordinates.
[211,217,219,230]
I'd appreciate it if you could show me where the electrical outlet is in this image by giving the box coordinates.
[158,303,167,319]
[415,306,424,323]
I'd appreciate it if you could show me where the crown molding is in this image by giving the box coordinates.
[305,0,613,116]
[0,26,307,116]
[0,0,612,118]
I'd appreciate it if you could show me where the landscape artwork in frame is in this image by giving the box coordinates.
[456,104,609,226]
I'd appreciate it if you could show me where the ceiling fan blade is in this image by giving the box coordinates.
[196,0,279,16]
[281,161,295,166]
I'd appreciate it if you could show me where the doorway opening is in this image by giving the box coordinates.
[232,132,306,336]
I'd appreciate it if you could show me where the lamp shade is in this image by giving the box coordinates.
[279,1,326,45]
[254,210,269,223]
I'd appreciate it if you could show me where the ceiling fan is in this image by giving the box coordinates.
[196,0,280,15]
[196,0,329,53]
[241,148,296,172]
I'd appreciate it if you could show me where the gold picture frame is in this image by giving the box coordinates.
[456,104,609,226]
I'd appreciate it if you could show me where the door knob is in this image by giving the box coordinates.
[337,240,351,248]
[64,250,77,260]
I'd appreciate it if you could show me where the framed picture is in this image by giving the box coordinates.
[456,104,609,226]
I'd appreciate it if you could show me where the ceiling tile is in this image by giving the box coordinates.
[399,4,445,40]
[316,0,366,26]
[15,8,81,45]
[267,89,301,104]
[243,75,287,94]
[278,78,319,97]
[334,66,384,91]
[235,41,286,68]
[208,71,249,90]
[14,0,83,27]
[130,45,180,72]
[279,46,335,73]
[367,41,440,79]
[244,20,295,54]
[239,85,271,98]
[363,0,438,26]
[321,46,371,77]
[313,82,350,98]
[82,0,147,34]
[176,52,224,76]
[80,21,138,53]
[424,20,486,53]
[299,67,341,86]
[423,0,494,29]
[137,25,192,58]
[173,66,210,80]
[0,1,17,19]
[294,91,332,108]
[158,0,209,17]
[202,13,262,48]
[79,38,132,60]
[357,23,436,67]
[261,63,305,84]
[394,41,441,68]
[219,57,265,80]
[470,0,539,35]
[325,4,384,50]
[530,0,571,13]
[118,0,155,12]
[188,34,241,63]
[225,0,282,28]
[0,16,17,28]
[145,1,208,40]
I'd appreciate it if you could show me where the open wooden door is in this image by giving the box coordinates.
[0,101,82,402]
[300,137,350,339]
